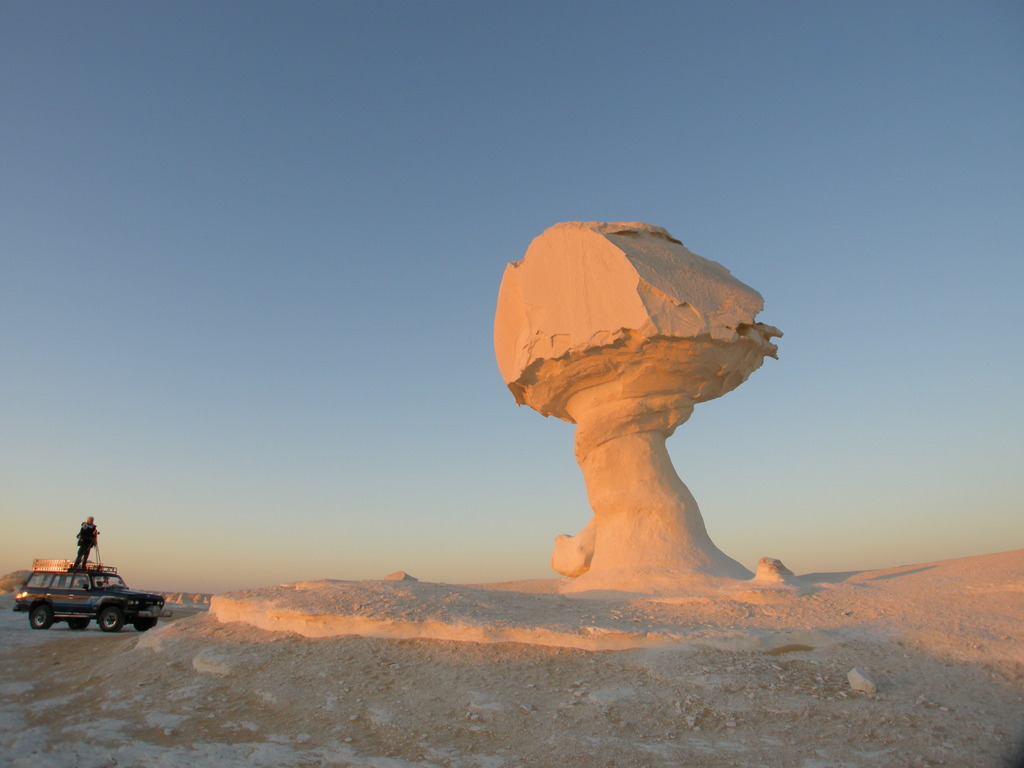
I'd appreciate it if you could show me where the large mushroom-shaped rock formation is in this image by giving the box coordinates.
[494,222,781,594]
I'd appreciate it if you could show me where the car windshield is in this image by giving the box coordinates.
[92,574,127,589]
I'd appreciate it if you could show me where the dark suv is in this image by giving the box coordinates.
[14,560,170,632]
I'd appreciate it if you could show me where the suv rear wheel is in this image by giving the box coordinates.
[30,603,54,630]
[98,606,125,633]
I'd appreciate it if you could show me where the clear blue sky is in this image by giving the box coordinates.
[2,1,1021,592]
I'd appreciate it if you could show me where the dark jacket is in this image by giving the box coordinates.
[77,523,97,547]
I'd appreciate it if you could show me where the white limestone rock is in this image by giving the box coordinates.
[752,558,801,584]
[551,519,597,578]
[494,222,774,396]
[848,667,878,693]
[494,222,781,594]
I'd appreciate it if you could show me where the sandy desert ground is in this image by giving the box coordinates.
[1,550,1022,768]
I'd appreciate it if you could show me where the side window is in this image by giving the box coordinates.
[71,575,89,590]
[52,575,72,589]
[28,573,53,588]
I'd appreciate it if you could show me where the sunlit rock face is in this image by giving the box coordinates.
[494,222,781,594]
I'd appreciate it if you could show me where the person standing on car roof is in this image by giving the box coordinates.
[73,516,99,568]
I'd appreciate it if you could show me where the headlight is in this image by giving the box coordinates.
[15,591,27,600]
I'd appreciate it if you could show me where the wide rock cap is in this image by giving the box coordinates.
[494,222,766,387]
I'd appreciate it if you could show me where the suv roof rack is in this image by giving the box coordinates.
[32,559,118,574]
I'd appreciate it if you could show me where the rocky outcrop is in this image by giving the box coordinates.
[0,570,30,593]
[495,222,781,593]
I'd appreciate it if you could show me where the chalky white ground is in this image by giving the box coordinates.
[1,550,1022,768]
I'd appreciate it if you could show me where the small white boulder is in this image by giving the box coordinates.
[847,667,877,693]
[551,519,597,577]
[754,558,795,582]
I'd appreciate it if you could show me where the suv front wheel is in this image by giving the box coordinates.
[98,606,125,633]
[30,603,54,630]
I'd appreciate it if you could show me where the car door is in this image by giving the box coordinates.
[64,572,92,613]
[46,573,76,613]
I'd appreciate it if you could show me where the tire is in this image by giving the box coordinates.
[97,606,125,633]
[133,617,158,632]
[68,618,90,630]
[29,603,54,630]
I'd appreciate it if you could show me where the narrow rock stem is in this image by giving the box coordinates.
[565,423,751,592]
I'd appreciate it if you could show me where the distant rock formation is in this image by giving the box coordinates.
[747,557,808,592]
[753,557,796,582]
[383,571,418,581]
[0,570,30,592]
[159,592,212,607]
